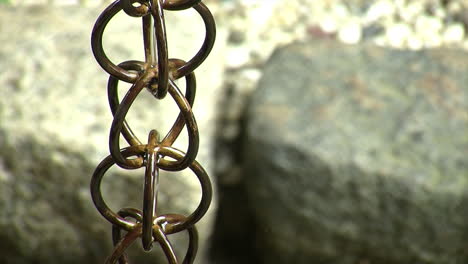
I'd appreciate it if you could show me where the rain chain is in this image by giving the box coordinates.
[89,0,215,263]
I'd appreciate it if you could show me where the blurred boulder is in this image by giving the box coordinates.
[0,4,225,264]
[243,40,468,264]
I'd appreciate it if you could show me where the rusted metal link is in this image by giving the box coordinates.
[90,0,215,262]
[147,0,169,99]
[91,144,212,234]
[110,211,199,264]
[108,68,199,170]
[121,0,149,17]
[91,0,215,83]
[107,60,197,149]
[163,0,201,10]
[142,130,160,250]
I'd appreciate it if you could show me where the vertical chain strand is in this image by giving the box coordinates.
[90,0,215,263]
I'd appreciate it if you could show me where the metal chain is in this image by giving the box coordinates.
[90,0,215,263]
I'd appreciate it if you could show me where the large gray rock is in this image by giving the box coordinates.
[243,40,468,264]
[0,4,225,264]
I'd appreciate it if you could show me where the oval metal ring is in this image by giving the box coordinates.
[155,146,212,231]
[109,66,198,170]
[111,208,143,264]
[142,131,160,251]
[109,70,156,169]
[106,224,144,264]
[168,2,216,80]
[91,1,140,83]
[90,145,212,233]
[92,1,215,83]
[108,215,198,264]
[154,214,198,263]
[121,0,150,17]
[108,60,196,150]
[107,60,146,148]
[91,146,146,231]
[149,0,170,99]
[162,0,201,10]
[108,225,179,264]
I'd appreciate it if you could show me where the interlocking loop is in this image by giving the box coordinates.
[91,145,212,233]
[162,0,201,10]
[108,66,199,170]
[109,211,199,264]
[142,130,160,250]
[91,0,215,83]
[147,0,169,99]
[90,0,215,262]
[121,0,150,17]
[107,60,197,150]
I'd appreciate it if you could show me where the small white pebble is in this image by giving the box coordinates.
[407,36,423,50]
[331,3,350,19]
[338,21,362,44]
[320,15,339,33]
[240,68,262,84]
[415,16,443,34]
[423,34,442,48]
[386,23,412,48]
[226,47,250,69]
[374,36,387,47]
[414,16,444,47]
[365,0,395,23]
[399,2,424,23]
[443,23,465,44]
[434,7,446,19]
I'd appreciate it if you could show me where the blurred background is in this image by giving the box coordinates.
[0,0,467,263]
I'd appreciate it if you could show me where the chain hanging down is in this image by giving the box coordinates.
[90,0,215,263]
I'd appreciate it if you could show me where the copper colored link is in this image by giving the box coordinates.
[108,224,179,264]
[148,0,169,99]
[157,79,199,171]
[154,147,212,232]
[106,224,143,264]
[121,0,150,17]
[153,226,179,264]
[112,208,144,264]
[91,146,147,231]
[110,213,198,264]
[107,60,196,149]
[155,214,199,263]
[108,68,199,171]
[162,0,201,10]
[91,1,139,83]
[160,68,196,147]
[90,145,212,235]
[91,0,215,262]
[108,70,155,169]
[142,130,160,251]
[107,60,145,147]
[91,1,214,82]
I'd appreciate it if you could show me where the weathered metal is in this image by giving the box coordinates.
[90,0,215,263]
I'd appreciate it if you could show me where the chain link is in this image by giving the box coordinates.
[90,0,215,262]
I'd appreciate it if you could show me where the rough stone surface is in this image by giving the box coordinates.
[0,5,225,264]
[243,40,468,264]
